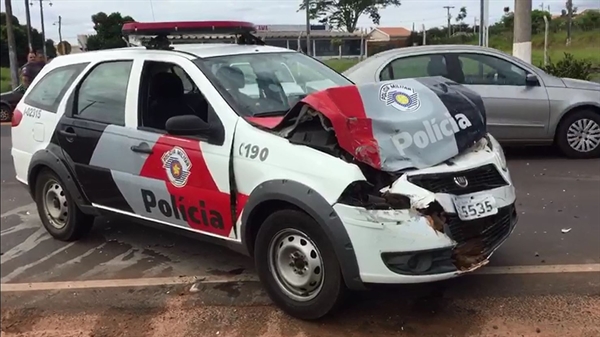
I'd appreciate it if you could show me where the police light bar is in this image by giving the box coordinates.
[122,21,257,36]
[122,21,265,49]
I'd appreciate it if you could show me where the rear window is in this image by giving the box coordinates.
[24,63,89,113]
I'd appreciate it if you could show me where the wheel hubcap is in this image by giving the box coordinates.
[0,108,8,122]
[567,118,600,153]
[43,180,68,229]
[268,228,324,302]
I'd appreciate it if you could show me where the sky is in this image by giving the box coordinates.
[2,0,600,45]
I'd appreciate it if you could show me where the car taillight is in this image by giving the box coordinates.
[11,109,23,127]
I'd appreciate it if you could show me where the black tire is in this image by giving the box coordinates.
[34,169,94,241]
[556,110,600,159]
[254,209,346,320]
[0,104,11,123]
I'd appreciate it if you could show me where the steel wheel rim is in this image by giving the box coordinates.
[567,118,600,153]
[0,107,9,122]
[267,228,324,302]
[42,179,69,229]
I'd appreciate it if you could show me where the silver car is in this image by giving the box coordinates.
[343,45,600,158]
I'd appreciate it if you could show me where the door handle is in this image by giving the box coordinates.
[131,143,153,154]
[59,129,77,138]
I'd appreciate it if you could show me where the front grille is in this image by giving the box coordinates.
[407,164,508,195]
[446,205,516,256]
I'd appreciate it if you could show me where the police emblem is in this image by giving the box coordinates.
[379,83,421,112]
[161,146,192,188]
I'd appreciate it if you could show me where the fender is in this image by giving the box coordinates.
[551,102,600,135]
[241,179,365,290]
[27,145,99,216]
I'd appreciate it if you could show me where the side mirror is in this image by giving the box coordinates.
[525,73,539,86]
[165,115,210,136]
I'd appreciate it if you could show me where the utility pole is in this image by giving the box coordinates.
[24,0,33,51]
[38,0,48,58]
[4,0,20,89]
[443,6,455,38]
[566,0,573,46]
[479,0,484,45]
[58,15,62,42]
[513,0,532,63]
[305,0,311,56]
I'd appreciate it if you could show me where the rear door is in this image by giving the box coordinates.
[11,63,89,183]
[54,59,139,211]
[446,52,550,141]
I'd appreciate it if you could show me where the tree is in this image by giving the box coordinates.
[455,6,467,23]
[298,0,402,33]
[1,12,57,67]
[85,12,135,50]
[531,10,551,35]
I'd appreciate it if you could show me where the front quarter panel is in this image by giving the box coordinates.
[233,119,367,204]
[547,87,600,135]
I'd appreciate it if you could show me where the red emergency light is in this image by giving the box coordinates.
[121,21,264,49]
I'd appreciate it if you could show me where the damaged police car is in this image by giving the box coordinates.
[11,21,517,320]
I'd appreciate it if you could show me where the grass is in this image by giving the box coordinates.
[1,67,14,92]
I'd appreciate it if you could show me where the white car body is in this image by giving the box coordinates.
[11,41,517,319]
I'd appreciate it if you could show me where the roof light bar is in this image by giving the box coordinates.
[122,21,265,49]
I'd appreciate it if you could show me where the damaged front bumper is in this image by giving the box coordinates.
[333,148,517,284]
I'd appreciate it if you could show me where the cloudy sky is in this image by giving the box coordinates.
[2,0,599,44]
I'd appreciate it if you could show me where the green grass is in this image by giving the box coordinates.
[1,67,13,92]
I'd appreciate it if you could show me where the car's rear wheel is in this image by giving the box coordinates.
[0,104,11,123]
[254,209,346,320]
[34,169,94,241]
[556,110,600,159]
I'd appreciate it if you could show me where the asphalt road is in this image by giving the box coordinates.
[1,124,599,337]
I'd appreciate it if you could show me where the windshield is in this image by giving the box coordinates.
[197,52,352,117]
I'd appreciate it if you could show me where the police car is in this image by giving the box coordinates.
[11,21,517,320]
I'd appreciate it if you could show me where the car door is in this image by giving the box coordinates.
[446,52,550,141]
[55,59,139,212]
[106,54,239,240]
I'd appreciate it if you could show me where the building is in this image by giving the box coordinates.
[365,27,413,55]
[161,24,366,59]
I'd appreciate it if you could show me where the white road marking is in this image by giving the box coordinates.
[1,203,36,219]
[0,274,260,292]
[1,264,598,293]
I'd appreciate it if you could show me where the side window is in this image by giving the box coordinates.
[75,61,133,125]
[140,61,211,131]
[24,63,89,113]
[172,66,194,93]
[380,55,445,81]
[458,54,527,86]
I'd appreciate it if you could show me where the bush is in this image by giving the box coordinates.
[540,52,593,80]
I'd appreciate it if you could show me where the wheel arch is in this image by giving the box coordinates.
[553,104,600,141]
[28,148,99,216]
[240,179,365,290]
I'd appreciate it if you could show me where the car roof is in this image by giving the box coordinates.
[47,43,296,67]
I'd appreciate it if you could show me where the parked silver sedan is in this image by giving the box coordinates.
[343,45,600,158]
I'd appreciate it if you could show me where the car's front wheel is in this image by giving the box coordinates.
[254,209,346,320]
[556,110,600,159]
[0,104,11,123]
[34,169,94,241]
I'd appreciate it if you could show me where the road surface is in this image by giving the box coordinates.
[1,125,599,337]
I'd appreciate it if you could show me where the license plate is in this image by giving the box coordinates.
[453,194,498,221]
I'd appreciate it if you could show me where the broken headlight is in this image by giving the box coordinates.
[486,134,507,170]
